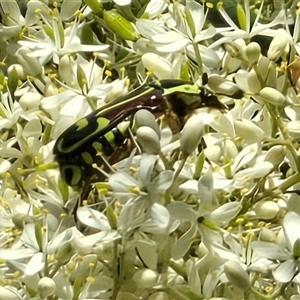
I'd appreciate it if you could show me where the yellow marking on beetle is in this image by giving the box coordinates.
[92,141,103,154]
[164,84,199,96]
[117,121,130,134]
[97,117,110,128]
[62,165,82,186]
[76,118,89,130]
[104,131,115,147]
[81,152,94,165]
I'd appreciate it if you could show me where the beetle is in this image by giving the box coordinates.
[53,78,229,188]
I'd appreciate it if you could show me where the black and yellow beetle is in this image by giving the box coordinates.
[53,78,230,188]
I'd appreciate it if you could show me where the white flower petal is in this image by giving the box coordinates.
[273,259,298,283]
[172,223,197,259]
[151,170,174,193]
[179,179,198,194]
[210,202,242,227]
[136,240,158,269]
[76,207,111,231]
[24,252,45,276]
[283,212,300,251]
[0,287,23,300]
[140,203,170,234]
[0,248,37,260]
[232,143,258,173]
[252,241,290,260]
[142,53,173,79]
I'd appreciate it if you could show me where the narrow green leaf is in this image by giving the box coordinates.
[58,20,65,48]
[193,151,205,180]
[184,7,196,38]
[237,3,246,31]
[58,176,69,204]
[77,65,88,92]
[81,24,94,45]
[34,223,43,251]
[7,66,18,98]
[42,25,55,41]
[73,275,83,300]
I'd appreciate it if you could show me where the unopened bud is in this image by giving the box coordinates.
[38,277,56,298]
[244,42,261,65]
[134,109,160,139]
[180,115,204,157]
[264,145,286,167]
[254,200,279,220]
[224,261,250,291]
[259,228,276,242]
[136,126,161,154]
[207,75,243,99]
[7,64,25,80]
[259,87,285,106]
[19,92,42,111]
[133,269,158,288]
[267,29,291,61]
[103,10,140,41]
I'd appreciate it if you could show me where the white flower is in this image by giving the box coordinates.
[211,2,285,44]
[18,17,108,65]
[252,212,300,283]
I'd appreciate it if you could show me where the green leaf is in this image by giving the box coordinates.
[7,66,18,99]
[193,151,205,180]
[57,20,65,48]
[81,24,94,45]
[58,176,69,204]
[180,62,190,81]
[34,223,43,251]
[237,3,246,31]
[73,275,83,299]
[77,65,88,92]
[43,25,55,41]
[184,7,196,38]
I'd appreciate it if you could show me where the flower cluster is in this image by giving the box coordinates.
[1,0,300,299]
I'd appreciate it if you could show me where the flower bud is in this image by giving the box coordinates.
[267,29,291,61]
[38,277,56,298]
[19,92,42,111]
[207,74,244,99]
[244,42,261,65]
[247,69,262,93]
[254,200,279,220]
[136,126,161,154]
[264,145,286,167]
[133,269,158,288]
[134,109,160,139]
[7,64,25,80]
[224,261,250,291]
[259,87,285,106]
[259,228,276,242]
[234,119,264,144]
[103,10,140,41]
[180,115,204,157]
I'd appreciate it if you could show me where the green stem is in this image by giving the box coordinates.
[192,42,203,75]
[165,156,187,205]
